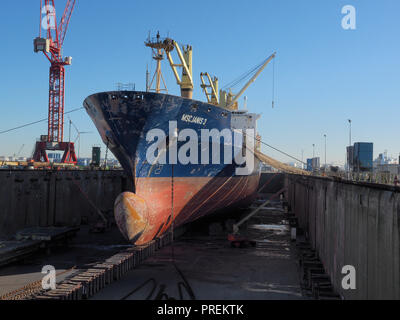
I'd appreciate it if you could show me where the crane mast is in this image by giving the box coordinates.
[32,0,77,164]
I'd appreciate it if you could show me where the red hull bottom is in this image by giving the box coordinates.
[114,175,260,245]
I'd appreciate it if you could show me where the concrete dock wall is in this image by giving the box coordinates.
[0,170,132,238]
[286,174,400,299]
[258,172,285,194]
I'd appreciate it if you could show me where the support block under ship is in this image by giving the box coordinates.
[84,35,276,245]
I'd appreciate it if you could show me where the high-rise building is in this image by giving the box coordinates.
[91,147,101,166]
[306,158,313,172]
[353,142,373,172]
[347,146,354,171]
[306,157,320,172]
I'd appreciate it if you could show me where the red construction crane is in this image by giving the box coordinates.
[32,0,77,164]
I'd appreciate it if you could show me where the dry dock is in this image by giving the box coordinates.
[0,171,399,300]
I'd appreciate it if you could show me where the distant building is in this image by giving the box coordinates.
[375,153,386,166]
[260,163,275,172]
[347,142,373,172]
[306,157,320,172]
[77,158,89,166]
[346,146,354,170]
[353,142,373,172]
[312,157,320,171]
[374,152,398,167]
[91,146,101,166]
[375,164,400,175]
[285,162,303,168]
[306,159,312,171]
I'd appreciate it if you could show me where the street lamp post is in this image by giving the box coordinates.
[324,134,327,171]
[347,119,352,179]
[348,119,352,149]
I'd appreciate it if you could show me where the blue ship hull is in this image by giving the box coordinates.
[84,91,261,244]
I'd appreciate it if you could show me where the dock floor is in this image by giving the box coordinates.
[92,203,306,300]
[0,200,307,300]
[0,226,127,298]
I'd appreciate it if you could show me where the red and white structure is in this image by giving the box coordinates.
[33,0,77,164]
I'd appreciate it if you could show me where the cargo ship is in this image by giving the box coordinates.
[84,35,276,245]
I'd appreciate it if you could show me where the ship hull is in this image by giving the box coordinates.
[84,91,260,245]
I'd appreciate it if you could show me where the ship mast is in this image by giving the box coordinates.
[145,32,169,93]
[145,33,194,98]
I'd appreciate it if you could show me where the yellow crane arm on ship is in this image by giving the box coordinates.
[227,52,276,109]
[164,40,194,98]
[200,72,219,105]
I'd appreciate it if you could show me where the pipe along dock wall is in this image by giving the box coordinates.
[286,174,400,299]
[0,170,133,238]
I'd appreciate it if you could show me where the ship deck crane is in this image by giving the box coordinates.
[32,0,77,164]
[164,39,193,99]
[202,52,276,110]
[200,72,219,105]
[225,52,276,109]
[145,34,194,99]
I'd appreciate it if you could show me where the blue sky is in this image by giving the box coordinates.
[0,0,399,165]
